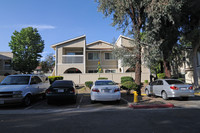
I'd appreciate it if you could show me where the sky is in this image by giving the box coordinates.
[0,0,123,60]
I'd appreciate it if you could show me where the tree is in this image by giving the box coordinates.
[180,0,200,87]
[144,0,184,78]
[9,27,44,73]
[96,0,149,93]
[40,53,55,73]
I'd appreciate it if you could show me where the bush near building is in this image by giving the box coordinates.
[121,76,133,84]
[48,76,63,84]
[98,77,108,80]
[85,81,93,89]
[157,73,165,79]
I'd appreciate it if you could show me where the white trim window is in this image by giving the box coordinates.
[105,53,116,60]
[88,53,99,60]
[105,69,116,73]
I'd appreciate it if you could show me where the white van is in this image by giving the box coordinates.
[0,74,50,106]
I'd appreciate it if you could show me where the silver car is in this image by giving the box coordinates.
[145,79,194,100]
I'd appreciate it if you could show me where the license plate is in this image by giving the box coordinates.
[58,89,64,92]
[103,89,110,93]
[0,100,4,104]
[181,88,187,90]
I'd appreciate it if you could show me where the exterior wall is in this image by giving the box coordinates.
[60,72,150,84]
[86,51,118,73]
[0,52,15,75]
[87,41,113,49]
[57,64,85,75]
[56,37,86,75]
[121,36,134,47]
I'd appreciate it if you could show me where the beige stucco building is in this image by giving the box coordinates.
[0,52,15,75]
[51,35,150,84]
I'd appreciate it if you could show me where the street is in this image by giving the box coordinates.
[0,92,200,133]
[0,108,200,133]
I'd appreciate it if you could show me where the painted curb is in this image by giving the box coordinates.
[129,103,174,109]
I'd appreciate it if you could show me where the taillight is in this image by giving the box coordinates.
[170,86,179,90]
[114,88,120,92]
[46,89,51,93]
[188,86,193,90]
[92,88,99,92]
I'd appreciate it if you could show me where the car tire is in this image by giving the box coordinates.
[47,99,53,105]
[161,91,168,100]
[23,95,31,107]
[182,97,189,101]
[72,98,77,104]
[145,89,150,97]
[91,100,95,104]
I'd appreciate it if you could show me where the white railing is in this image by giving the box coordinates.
[62,55,84,64]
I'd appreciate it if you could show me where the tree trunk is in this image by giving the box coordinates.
[192,43,200,88]
[135,46,142,95]
[163,59,171,78]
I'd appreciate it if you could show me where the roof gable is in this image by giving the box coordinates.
[87,40,113,49]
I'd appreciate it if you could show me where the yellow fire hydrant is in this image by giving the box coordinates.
[133,91,138,103]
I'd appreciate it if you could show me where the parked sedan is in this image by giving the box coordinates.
[145,79,194,100]
[90,80,121,103]
[46,80,78,104]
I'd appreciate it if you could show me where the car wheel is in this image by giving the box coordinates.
[72,98,77,104]
[145,89,150,97]
[23,95,31,107]
[91,100,95,104]
[182,97,189,101]
[47,99,53,105]
[161,91,168,100]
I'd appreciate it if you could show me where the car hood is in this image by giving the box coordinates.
[0,85,28,92]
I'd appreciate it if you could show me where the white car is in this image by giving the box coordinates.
[90,80,121,103]
[0,74,50,106]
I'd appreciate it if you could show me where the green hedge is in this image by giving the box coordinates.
[98,77,108,80]
[144,80,148,84]
[85,81,93,89]
[121,76,133,84]
[121,81,138,91]
[48,76,63,84]
[157,73,165,79]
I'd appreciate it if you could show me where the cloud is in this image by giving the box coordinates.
[0,24,56,30]
[20,24,56,30]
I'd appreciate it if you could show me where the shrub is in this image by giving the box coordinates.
[121,76,133,84]
[144,80,148,84]
[121,81,138,91]
[157,73,165,79]
[85,81,93,89]
[48,76,63,84]
[98,77,108,80]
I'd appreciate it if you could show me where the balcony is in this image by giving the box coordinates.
[62,55,83,64]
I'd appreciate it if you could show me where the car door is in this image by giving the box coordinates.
[150,81,157,94]
[30,76,41,95]
[155,80,164,96]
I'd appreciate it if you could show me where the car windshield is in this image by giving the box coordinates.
[165,80,185,85]
[95,81,116,86]
[52,81,73,87]
[0,76,30,85]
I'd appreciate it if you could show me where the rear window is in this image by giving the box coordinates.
[52,80,73,87]
[165,80,184,85]
[95,81,116,86]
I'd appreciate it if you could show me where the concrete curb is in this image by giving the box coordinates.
[129,103,174,109]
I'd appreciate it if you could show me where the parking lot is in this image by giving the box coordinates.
[1,87,200,111]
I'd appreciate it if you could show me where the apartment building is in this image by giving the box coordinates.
[0,52,15,75]
[51,35,150,78]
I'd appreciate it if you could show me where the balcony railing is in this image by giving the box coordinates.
[62,55,83,64]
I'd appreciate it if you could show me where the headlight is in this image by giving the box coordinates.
[13,91,23,98]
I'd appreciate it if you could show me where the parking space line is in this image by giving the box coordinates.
[24,100,46,110]
[121,97,129,104]
[77,95,84,109]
